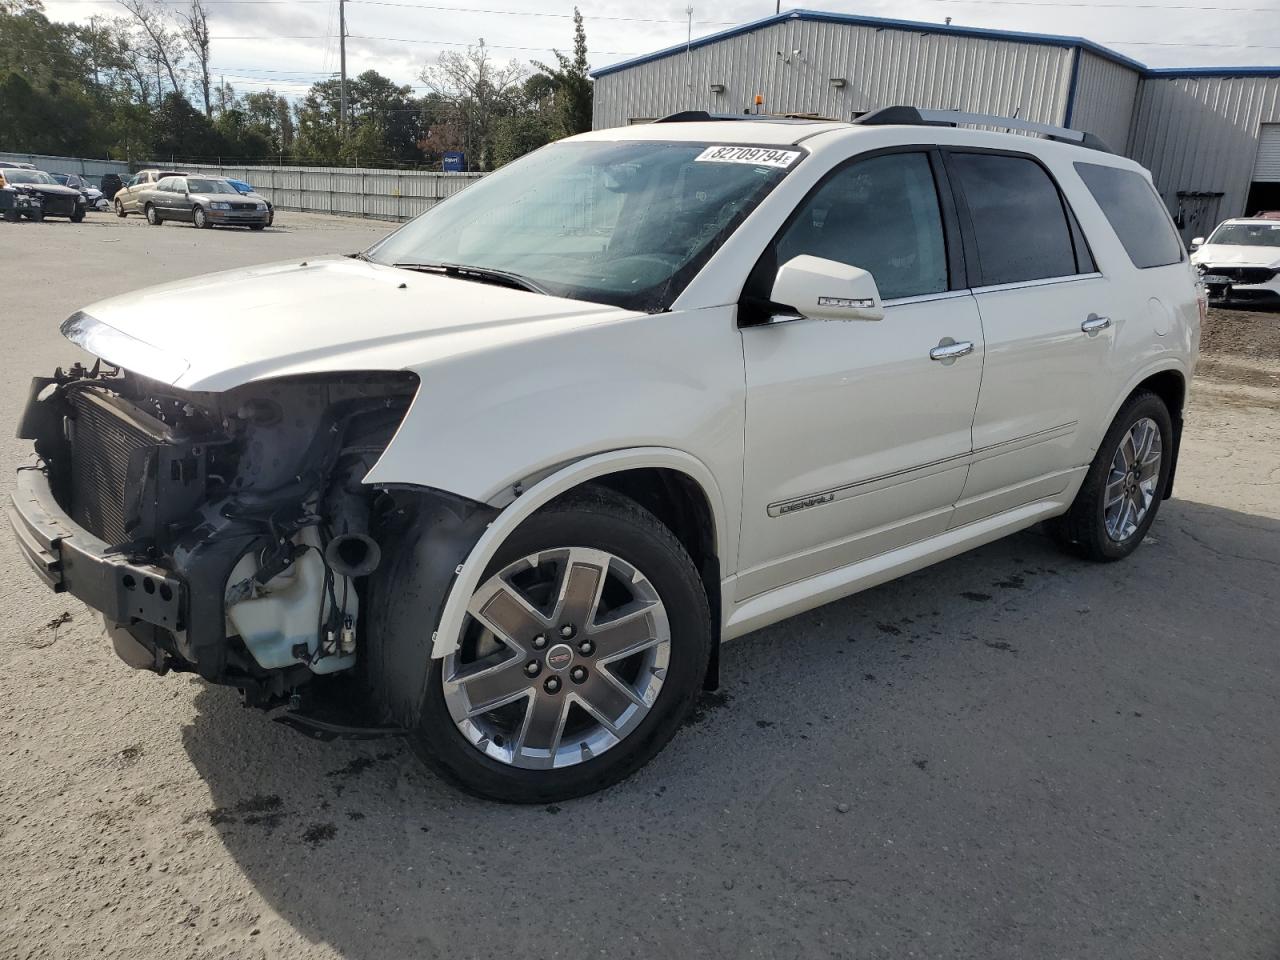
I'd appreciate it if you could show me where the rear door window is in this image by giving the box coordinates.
[1074,162,1184,268]
[949,153,1083,286]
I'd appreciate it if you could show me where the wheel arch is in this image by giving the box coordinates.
[427,448,728,663]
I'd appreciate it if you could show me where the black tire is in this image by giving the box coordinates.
[1048,389,1173,562]
[114,199,126,218]
[71,211,85,223]
[249,223,266,231]
[193,206,210,229]
[25,207,44,222]
[409,486,712,803]
[145,204,162,226]
[2,208,18,223]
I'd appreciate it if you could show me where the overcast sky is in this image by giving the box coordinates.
[41,0,1280,102]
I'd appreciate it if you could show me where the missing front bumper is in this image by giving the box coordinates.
[8,466,185,631]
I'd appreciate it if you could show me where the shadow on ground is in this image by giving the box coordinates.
[181,499,1280,960]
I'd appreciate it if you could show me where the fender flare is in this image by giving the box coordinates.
[1101,358,1191,431]
[428,446,727,659]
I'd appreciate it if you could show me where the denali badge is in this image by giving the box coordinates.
[818,296,875,309]
[776,493,835,515]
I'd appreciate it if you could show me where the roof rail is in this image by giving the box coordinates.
[855,106,1114,153]
[653,110,834,125]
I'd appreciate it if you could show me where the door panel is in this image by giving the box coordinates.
[737,150,985,599]
[737,294,984,598]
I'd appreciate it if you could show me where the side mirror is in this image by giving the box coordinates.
[770,254,884,322]
[1190,237,1204,251]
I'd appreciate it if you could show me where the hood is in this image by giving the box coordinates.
[1191,243,1280,268]
[193,192,263,205]
[66,256,638,391]
[15,183,83,199]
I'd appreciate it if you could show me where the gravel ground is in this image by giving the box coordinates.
[1,212,1278,960]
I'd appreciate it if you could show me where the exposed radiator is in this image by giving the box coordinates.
[67,390,163,545]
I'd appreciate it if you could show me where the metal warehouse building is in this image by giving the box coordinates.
[590,9,1280,242]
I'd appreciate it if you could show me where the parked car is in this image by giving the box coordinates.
[100,173,123,201]
[0,182,43,221]
[9,108,1199,802]
[0,168,86,221]
[113,169,185,217]
[136,175,271,229]
[50,173,109,211]
[0,160,37,169]
[225,178,275,226]
[1189,217,1280,306]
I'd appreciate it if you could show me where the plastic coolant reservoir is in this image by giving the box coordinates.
[225,527,357,674]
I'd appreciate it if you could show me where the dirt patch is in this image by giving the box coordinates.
[1195,307,1280,407]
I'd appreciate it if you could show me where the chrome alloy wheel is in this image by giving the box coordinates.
[1104,416,1163,542]
[442,547,671,770]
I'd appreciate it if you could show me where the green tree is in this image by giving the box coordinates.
[533,7,592,139]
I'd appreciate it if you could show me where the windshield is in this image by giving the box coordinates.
[5,170,58,185]
[1207,221,1280,248]
[366,140,802,311]
[188,178,238,194]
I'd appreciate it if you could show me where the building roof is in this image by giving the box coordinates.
[590,8,1280,81]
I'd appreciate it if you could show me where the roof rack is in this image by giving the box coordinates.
[653,110,834,125]
[856,106,1114,153]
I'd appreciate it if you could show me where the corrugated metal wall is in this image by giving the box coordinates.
[1128,75,1280,231]
[1068,51,1140,154]
[593,20,1074,129]
[0,151,130,179]
[147,162,485,221]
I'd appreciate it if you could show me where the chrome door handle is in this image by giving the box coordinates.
[929,339,975,362]
[1081,313,1112,335]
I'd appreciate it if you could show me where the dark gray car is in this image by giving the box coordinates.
[140,176,271,230]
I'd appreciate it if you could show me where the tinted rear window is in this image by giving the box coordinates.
[950,153,1080,286]
[1074,162,1183,269]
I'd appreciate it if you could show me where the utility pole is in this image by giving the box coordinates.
[339,0,349,136]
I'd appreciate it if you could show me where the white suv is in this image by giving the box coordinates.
[10,108,1200,802]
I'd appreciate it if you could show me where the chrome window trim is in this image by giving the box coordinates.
[880,289,973,307]
[970,272,1103,295]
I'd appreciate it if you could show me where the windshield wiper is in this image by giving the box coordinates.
[392,261,549,295]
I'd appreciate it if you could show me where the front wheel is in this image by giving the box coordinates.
[193,206,209,229]
[410,488,712,803]
[71,210,84,223]
[145,204,162,226]
[1049,389,1173,562]
[114,199,126,218]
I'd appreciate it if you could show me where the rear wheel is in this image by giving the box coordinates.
[193,206,210,229]
[145,203,162,226]
[249,223,266,231]
[1049,390,1172,562]
[411,488,712,803]
[70,210,84,223]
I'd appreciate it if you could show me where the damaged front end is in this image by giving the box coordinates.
[9,352,419,709]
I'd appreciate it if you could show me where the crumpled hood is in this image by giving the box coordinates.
[1191,243,1280,269]
[68,256,637,391]
[15,183,83,199]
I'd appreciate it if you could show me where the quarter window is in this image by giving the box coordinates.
[1074,162,1184,268]
[950,153,1081,286]
[774,152,948,301]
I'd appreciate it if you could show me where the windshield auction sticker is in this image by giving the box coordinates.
[695,146,801,167]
